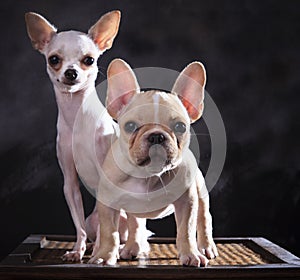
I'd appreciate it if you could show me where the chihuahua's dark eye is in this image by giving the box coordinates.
[82,56,94,66]
[48,55,60,65]
[124,121,138,133]
[174,122,186,134]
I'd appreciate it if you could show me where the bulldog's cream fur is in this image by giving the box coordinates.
[89,59,218,267]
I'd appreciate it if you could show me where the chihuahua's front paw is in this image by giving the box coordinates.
[62,249,84,262]
[198,238,219,259]
[61,240,86,262]
[88,249,118,266]
[179,249,209,267]
[120,240,150,259]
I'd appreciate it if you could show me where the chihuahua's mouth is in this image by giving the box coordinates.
[56,78,83,93]
[56,77,80,87]
[61,80,77,86]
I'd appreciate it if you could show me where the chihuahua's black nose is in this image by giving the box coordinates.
[148,133,165,145]
[64,69,78,81]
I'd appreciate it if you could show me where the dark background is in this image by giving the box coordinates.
[0,0,299,261]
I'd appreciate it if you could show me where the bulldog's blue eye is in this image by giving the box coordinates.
[124,121,138,133]
[174,122,186,134]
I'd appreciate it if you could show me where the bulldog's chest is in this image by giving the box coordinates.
[119,176,162,193]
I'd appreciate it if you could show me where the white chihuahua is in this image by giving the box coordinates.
[25,11,127,261]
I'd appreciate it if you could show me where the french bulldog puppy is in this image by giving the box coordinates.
[89,59,218,266]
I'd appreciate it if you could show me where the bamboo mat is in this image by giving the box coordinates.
[34,238,270,266]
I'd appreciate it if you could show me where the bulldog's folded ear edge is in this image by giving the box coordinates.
[172,61,206,123]
[106,58,140,119]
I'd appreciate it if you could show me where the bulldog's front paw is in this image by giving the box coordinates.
[120,239,150,259]
[88,248,118,266]
[179,249,209,267]
[198,238,219,259]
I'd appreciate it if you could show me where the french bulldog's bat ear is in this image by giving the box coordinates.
[172,61,206,123]
[88,10,121,52]
[106,59,140,119]
[25,12,57,53]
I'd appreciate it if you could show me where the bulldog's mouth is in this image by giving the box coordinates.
[135,140,175,169]
[137,157,151,166]
[137,156,172,167]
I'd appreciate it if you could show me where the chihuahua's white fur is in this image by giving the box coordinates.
[89,59,218,267]
[25,11,127,261]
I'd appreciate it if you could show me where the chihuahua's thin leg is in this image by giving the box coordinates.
[57,138,87,262]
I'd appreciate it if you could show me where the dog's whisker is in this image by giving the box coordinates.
[171,169,176,177]
[145,177,151,201]
[158,175,168,195]
[170,169,178,185]
[97,65,106,71]
[190,133,210,136]
[97,66,107,78]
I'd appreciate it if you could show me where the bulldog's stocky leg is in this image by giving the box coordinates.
[174,186,209,267]
[86,207,128,243]
[88,201,120,265]
[196,171,219,259]
[119,214,150,259]
[58,133,87,262]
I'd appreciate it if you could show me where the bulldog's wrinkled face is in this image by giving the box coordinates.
[106,58,206,176]
[118,91,191,175]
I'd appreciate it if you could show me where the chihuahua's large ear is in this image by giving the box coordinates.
[106,59,139,119]
[172,62,206,123]
[88,10,121,52]
[25,12,57,53]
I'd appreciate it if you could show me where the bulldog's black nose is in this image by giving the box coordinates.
[148,133,165,145]
[64,69,78,81]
